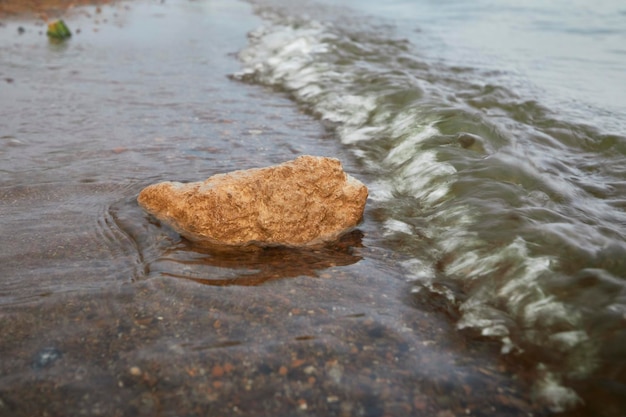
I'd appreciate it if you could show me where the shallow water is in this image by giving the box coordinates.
[1,0,625,416]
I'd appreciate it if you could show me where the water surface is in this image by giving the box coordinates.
[1,0,625,416]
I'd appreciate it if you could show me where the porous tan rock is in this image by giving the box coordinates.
[137,156,368,247]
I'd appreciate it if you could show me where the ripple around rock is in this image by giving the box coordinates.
[137,156,368,247]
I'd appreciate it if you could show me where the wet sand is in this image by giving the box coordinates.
[0,1,554,416]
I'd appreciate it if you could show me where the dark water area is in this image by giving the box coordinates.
[1,0,625,416]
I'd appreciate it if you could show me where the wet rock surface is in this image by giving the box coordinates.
[138,156,368,247]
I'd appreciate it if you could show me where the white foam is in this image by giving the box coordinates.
[384,124,439,166]
[391,150,457,206]
[401,258,434,283]
[533,366,583,412]
[237,22,330,89]
[320,93,377,126]
[383,219,413,235]
[523,296,581,328]
[389,109,430,138]
[341,126,384,145]
[548,330,588,350]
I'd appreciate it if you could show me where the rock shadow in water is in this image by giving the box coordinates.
[160,231,364,286]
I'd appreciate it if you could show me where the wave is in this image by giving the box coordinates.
[233,4,626,413]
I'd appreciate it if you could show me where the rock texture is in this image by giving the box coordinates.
[137,156,368,247]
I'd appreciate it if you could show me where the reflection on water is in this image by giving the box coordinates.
[159,231,364,286]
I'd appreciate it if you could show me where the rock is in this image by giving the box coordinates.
[137,156,368,247]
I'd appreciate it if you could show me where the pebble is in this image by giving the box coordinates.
[32,347,63,369]
[327,364,343,384]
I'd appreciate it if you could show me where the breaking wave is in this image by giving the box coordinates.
[233,4,626,412]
